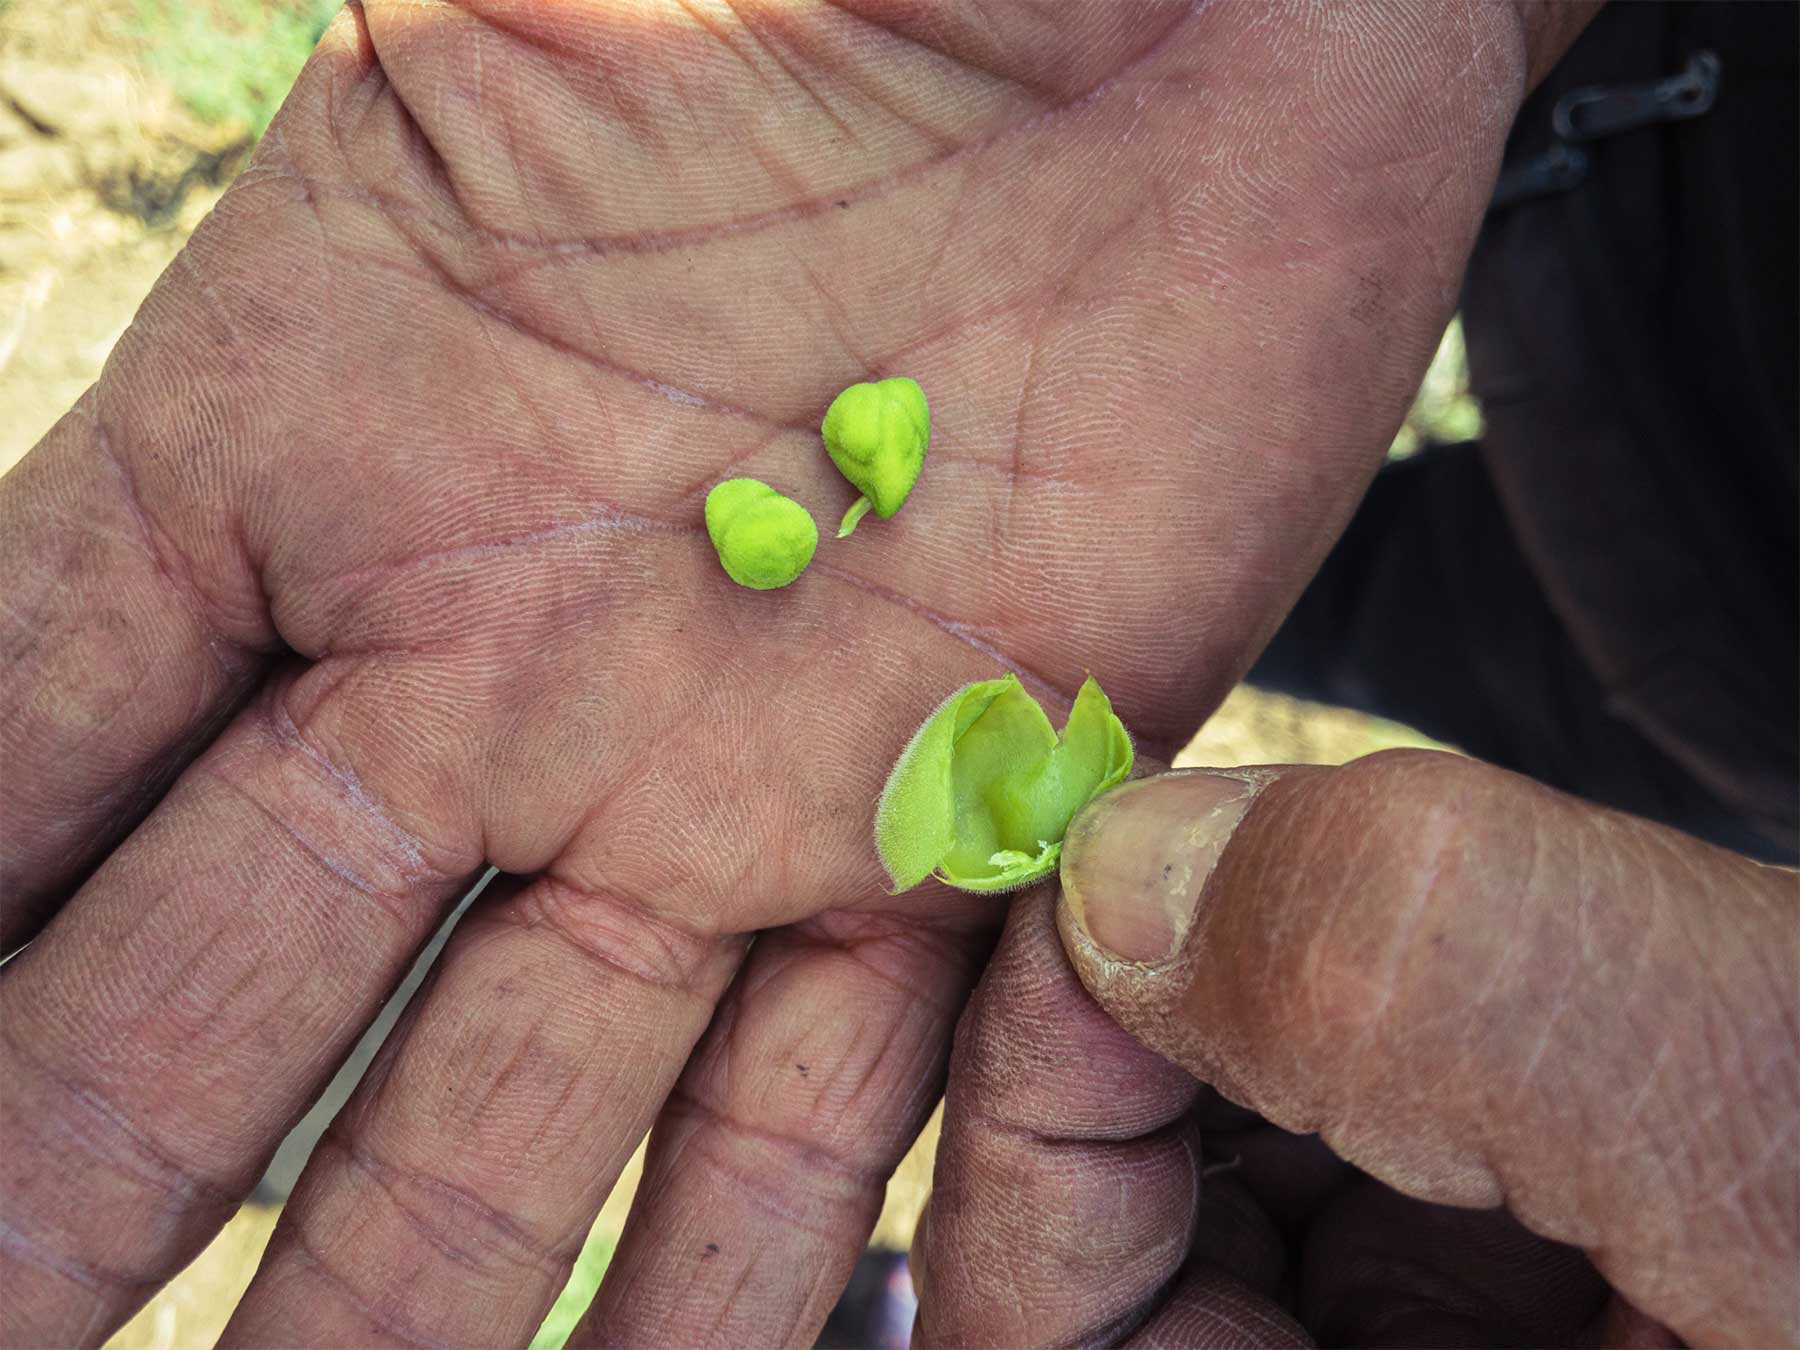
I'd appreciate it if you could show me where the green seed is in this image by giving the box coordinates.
[821,376,929,537]
[705,478,818,590]
[874,674,1133,893]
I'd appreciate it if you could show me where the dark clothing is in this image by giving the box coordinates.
[1252,1,1798,862]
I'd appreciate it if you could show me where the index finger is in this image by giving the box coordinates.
[0,393,275,948]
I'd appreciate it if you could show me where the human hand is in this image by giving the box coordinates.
[914,753,1798,1347]
[3,4,1550,1344]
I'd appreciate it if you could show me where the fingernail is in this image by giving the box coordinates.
[1061,771,1260,963]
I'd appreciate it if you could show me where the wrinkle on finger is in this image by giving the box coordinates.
[1060,751,1800,1345]
[916,892,1205,1348]
[1125,1266,1310,1350]
[577,905,993,1348]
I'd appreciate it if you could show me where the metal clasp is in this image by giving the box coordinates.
[1552,50,1722,142]
[1489,141,1592,211]
[1490,50,1723,212]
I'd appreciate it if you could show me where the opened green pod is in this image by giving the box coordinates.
[875,674,1133,893]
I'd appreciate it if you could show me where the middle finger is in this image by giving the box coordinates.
[220,872,745,1346]
[576,896,994,1346]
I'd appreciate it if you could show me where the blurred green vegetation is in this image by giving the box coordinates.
[133,0,337,138]
[529,1224,616,1350]
[1391,317,1483,458]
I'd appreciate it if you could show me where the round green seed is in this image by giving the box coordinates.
[704,478,818,590]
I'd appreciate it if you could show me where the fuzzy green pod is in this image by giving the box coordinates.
[821,376,929,537]
[705,478,818,589]
[875,674,1133,893]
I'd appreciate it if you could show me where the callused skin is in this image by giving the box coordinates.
[915,754,1797,1347]
[0,3,1583,1347]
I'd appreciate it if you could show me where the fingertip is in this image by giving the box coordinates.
[1059,769,1269,965]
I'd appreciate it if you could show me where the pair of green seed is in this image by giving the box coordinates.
[704,376,929,590]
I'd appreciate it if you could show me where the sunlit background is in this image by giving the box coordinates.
[0,3,1473,1345]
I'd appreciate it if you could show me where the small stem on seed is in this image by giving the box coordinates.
[836,495,874,538]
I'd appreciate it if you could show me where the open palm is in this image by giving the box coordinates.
[0,2,1522,1345]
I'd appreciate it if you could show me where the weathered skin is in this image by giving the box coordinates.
[0,3,1604,1347]
[916,756,1797,1347]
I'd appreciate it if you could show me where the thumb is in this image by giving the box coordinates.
[1057,750,1798,1348]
